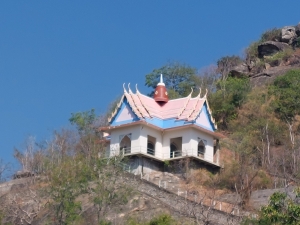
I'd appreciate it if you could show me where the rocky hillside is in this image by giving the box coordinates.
[228,23,300,86]
[0,174,243,225]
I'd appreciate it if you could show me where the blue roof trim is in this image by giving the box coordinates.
[109,97,216,132]
[145,117,193,129]
[110,98,140,126]
[193,102,216,131]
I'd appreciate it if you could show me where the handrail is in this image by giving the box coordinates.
[110,146,220,166]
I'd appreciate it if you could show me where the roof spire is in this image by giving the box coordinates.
[154,74,169,103]
[157,74,165,86]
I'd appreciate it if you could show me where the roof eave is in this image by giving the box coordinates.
[99,122,224,139]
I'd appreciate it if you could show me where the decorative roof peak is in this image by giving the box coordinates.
[128,83,132,93]
[154,74,168,103]
[157,74,165,86]
[203,89,208,98]
[123,83,128,94]
[135,84,140,94]
[189,87,193,97]
[196,88,201,98]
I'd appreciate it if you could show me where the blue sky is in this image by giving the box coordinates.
[0,1,299,174]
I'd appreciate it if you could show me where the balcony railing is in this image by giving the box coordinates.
[120,147,131,155]
[147,148,155,155]
[170,150,182,158]
[110,147,219,166]
[112,146,155,157]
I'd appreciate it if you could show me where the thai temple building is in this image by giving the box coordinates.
[100,75,223,175]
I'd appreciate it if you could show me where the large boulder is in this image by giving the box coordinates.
[281,26,297,44]
[250,65,294,87]
[229,63,249,78]
[258,41,290,58]
[295,23,300,36]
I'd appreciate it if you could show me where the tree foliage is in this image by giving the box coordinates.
[127,214,177,225]
[47,156,90,225]
[145,62,199,99]
[243,188,300,225]
[69,109,97,135]
[91,156,132,223]
[209,77,250,129]
[216,55,243,80]
[269,69,300,122]
[260,28,281,43]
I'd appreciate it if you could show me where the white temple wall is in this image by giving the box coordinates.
[109,125,141,155]
[140,126,163,158]
[189,128,214,162]
[162,128,192,159]
[109,124,215,163]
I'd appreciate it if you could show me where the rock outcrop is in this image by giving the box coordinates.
[258,41,290,58]
[281,26,297,44]
[295,23,300,36]
[230,63,249,78]
[225,22,300,86]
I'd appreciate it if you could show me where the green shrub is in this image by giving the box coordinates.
[246,41,260,61]
[260,28,281,42]
[99,220,112,225]
[246,28,281,61]
[164,160,170,167]
[148,214,175,225]
[293,37,300,48]
[269,69,300,122]
[265,48,293,64]
[243,188,300,224]
[210,77,251,129]
[127,214,176,225]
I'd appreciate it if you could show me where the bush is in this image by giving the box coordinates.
[265,48,294,65]
[246,41,260,61]
[252,170,272,189]
[148,214,175,225]
[216,55,243,79]
[127,214,176,225]
[260,28,281,42]
[293,37,300,48]
[246,28,281,62]
[243,188,300,225]
[210,77,251,129]
[269,69,300,121]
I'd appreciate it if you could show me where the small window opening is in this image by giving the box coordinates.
[170,137,182,158]
[120,135,131,154]
[147,135,156,155]
[198,140,205,158]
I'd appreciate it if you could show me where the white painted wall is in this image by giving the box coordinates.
[109,124,215,163]
[162,127,193,159]
[109,125,142,156]
[140,126,163,158]
[189,128,214,162]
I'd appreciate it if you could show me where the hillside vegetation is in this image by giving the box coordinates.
[1,23,300,224]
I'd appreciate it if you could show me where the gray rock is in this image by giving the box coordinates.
[258,41,290,58]
[250,65,294,87]
[230,63,249,78]
[281,26,297,44]
[264,63,271,70]
[252,65,292,78]
[295,23,300,36]
[249,186,295,210]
